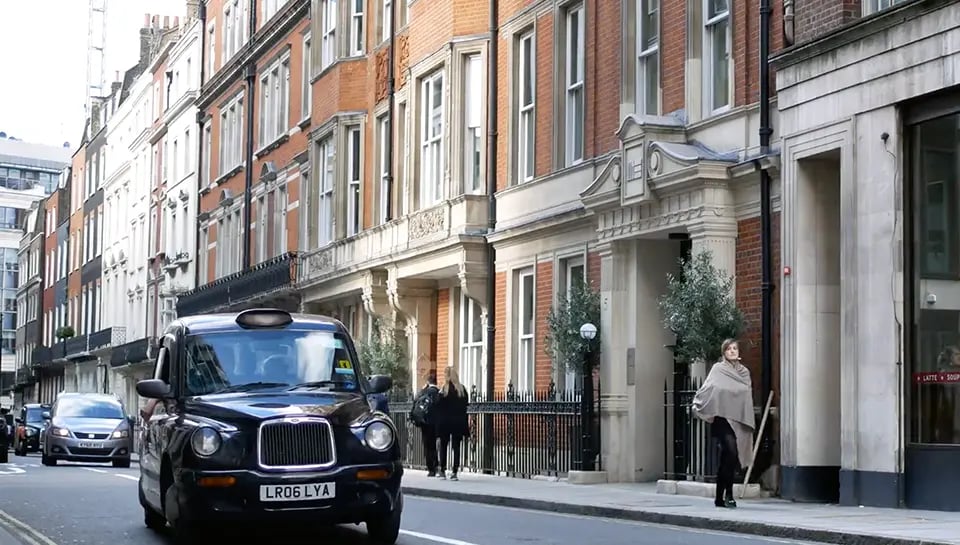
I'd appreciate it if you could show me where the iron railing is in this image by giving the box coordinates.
[176,251,298,317]
[386,381,600,479]
[663,375,719,482]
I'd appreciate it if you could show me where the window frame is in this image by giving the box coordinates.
[563,3,585,167]
[463,53,484,195]
[349,0,365,56]
[258,53,291,147]
[317,136,336,246]
[702,0,731,116]
[516,268,535,393]
[380,0,392,44]
[376,113,390,224]
[419,69,445,208]
[516,30,535,184]
[346,125,363,236]
[636,0,660,115]
[320,0,338,70]
[459,290,484,393]
[302,32,312,121]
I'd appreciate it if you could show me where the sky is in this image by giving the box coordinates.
[0,0,185,148]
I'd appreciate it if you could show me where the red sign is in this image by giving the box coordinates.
[913,371,960,384]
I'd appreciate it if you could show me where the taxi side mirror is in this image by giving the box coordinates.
[137,379,173,399]
[41,411,51,420]
[367,375,393,394]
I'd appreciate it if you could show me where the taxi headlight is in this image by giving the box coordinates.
[364,421,394,451]
[190,426,221,457]
[51,427,70,437]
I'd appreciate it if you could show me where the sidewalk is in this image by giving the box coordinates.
[400,469,960,545]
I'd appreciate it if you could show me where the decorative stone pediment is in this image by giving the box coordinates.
[579,154,622,212]
[259,161,278,183]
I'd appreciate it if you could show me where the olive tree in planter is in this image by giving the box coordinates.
[658,250,746,376]
[357,319,409,395]
[545,275,602,393]
[55,326,76,340]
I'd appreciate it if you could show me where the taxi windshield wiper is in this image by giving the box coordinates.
[286,380,351,391]
[211,382,288,393]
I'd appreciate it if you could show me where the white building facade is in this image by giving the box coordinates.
[154,19,201,332]
[101,67,154,413]
[774,0,960,512]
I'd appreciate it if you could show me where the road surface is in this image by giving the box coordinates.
[0,452,826,545]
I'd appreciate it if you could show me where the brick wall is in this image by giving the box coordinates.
[794,0,861,44]
[735,212,782,403]
[436,288,450,373]
[534,260,554,391]
[494,272,507,389]
[587,251,601,289]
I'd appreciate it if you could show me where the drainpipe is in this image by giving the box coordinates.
[241,0,258,270]
[384,0,397,221]
[758,0,774,455]
[194,2,207,290]
[481,0,499,474]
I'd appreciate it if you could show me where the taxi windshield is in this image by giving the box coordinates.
[25,408,45,424]
[182,329,361,396]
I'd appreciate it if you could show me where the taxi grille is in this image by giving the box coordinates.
[257,418,336,469]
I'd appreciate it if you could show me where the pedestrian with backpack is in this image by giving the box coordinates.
[410,369,440,476]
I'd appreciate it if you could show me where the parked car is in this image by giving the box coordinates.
[14,403,51,456]
[41,393,134,467]
[136,308,403,544]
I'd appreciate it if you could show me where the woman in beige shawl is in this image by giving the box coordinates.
[692,338,755,508]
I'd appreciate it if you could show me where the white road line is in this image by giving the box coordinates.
[399,530,478,545]
[0,509,59,545]
[114,474,139,481]
[80,467,108,474]
[0,465,26,475]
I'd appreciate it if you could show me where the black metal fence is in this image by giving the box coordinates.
[387,380,600,479]
[663,375,720,482]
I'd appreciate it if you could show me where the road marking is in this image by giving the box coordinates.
[399,530,478,545]
[80,467,108,474]
[0,509,59,545]
[0,464,26,475]
[114,474,139,481]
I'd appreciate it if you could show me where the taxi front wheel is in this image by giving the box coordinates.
[365,491,403,545]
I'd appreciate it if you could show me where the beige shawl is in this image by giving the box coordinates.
[692,360,755,469]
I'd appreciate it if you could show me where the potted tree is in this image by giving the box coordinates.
[545,274,602,394]
[658,250,746,378]
[55,326,76,340]
[357,319,409,395]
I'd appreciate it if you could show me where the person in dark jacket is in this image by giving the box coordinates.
[434,366,469,480]
[411,370,441,476]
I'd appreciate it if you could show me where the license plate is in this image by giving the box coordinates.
[259,482,336,502]
[77,442,103,448]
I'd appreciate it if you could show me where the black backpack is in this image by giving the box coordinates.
[410,386,438,427]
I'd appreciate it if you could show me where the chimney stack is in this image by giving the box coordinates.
[143,13,150,26]
[163,15,170,28]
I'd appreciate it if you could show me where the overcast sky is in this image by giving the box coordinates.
[0,0,184,148]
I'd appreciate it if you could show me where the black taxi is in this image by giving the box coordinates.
[135,308,403,544]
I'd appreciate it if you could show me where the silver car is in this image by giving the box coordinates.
[42,393,134,468]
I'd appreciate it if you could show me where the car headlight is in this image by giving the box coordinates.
[364,421,394,451]
[25,428,36,436]
[51,427,70,437]
[112,430,129,439]
[190,426,221,457]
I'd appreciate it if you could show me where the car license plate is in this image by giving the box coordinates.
[78,442,103,448]
[259,482,336,502]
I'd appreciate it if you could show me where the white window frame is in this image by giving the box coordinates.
[381,0,392,44]
[564,3,585,166]
[262,0,281,25]
[302,33,312,121]
[202,121,212,186]
[206,21,217,78]
[459,291,484,394]
[517,269,535,393]
[637,0,659,115]
[419,70,444,208]
[463,54,483,195]
[346,125,362,236]
[350,0,365,56]
[377,114,390,224]
[259,54,291,146]
[219,94,244,173]
[561,256,585,392]
[517,31,535,184]
[317,137,336,245]
[703,0,731,116]
[198,226,209,283]
[863,0,908,15]
[320,0,338,69]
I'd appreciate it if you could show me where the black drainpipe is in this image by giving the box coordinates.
[242,0,258,269]
[481,0,499,474]
[758,0,774,454]
[194,1,207,289]
[384,0,397,221]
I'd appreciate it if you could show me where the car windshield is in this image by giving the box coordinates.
[183,329,362,396]
[56,398,124,419]
[25,408,45,424]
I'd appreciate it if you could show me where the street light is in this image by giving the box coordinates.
[579,322,598,471]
